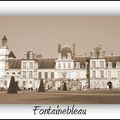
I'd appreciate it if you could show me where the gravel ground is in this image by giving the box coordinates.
[0,91,120,104]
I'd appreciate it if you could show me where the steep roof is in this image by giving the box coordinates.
[75,56,90,68]
[61,46,72,57]
[105,56,120,68]
[8,59,21,69]
[9,51,16,58]
[7,55,120,69]
[38,58,56,69]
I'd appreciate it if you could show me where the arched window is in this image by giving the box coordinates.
[18,72,21,75]
[6,72,9,74]
[107,81,112,89]
[12,72,15,75]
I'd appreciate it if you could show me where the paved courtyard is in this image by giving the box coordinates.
[0,91,120,104]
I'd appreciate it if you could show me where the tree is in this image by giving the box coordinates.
[7,76,18,94]
[15,81,20,91]
[38,79,45,92]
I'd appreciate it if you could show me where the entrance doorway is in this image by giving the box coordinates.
[107,81,112,89]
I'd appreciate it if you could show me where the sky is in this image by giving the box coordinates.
[0,16,120,58]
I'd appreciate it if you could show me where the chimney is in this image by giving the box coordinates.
[58,44,61,53]
[73,43,75,59]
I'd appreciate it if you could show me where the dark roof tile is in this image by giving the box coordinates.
[9,51,16,58]
[38,58,56,69]
[8,59,21,69]
[75,57,90,68]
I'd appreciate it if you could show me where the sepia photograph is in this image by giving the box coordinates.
[0,16,120,104]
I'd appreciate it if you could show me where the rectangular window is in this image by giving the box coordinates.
[23,62,26,69]
[23,71,26,78]
[58,63,61,68]
[51,72,54,79]
[4,81,7,86]
[100,61,104,68]
[23,81,26,86]
[29,62,33,69]
[108,71,111,80]
[92,61,96,68]
[68,63,71,69]
[100,70,104,78]
[39,72,41,79]
[92,71,96,78]
[63,63,66,68]
[45,72,48,79]
[29,71,33,78]
[29,81,32,84]
[118,71,120,80]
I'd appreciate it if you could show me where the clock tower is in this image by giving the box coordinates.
[0,35,9,78]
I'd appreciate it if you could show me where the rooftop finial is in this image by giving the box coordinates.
[2,34,8,47]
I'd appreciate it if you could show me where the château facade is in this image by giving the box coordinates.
[0,35,120,91]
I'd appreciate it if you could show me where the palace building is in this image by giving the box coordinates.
[0,35,120,91]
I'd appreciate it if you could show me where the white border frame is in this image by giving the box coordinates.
[0,1,120,119]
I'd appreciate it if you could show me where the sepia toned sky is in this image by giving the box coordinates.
[0,16,120,58]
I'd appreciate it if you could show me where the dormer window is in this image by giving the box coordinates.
[76,62,80,69]
[91,51,96,58]
[33,53,37,59]
[116,61,120,68]
[29,51,33,59]
[67,53,71,59]
[99,49,105,58]
[82,65,84,68]
[108,62,112,68]
[58,53,61,59]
